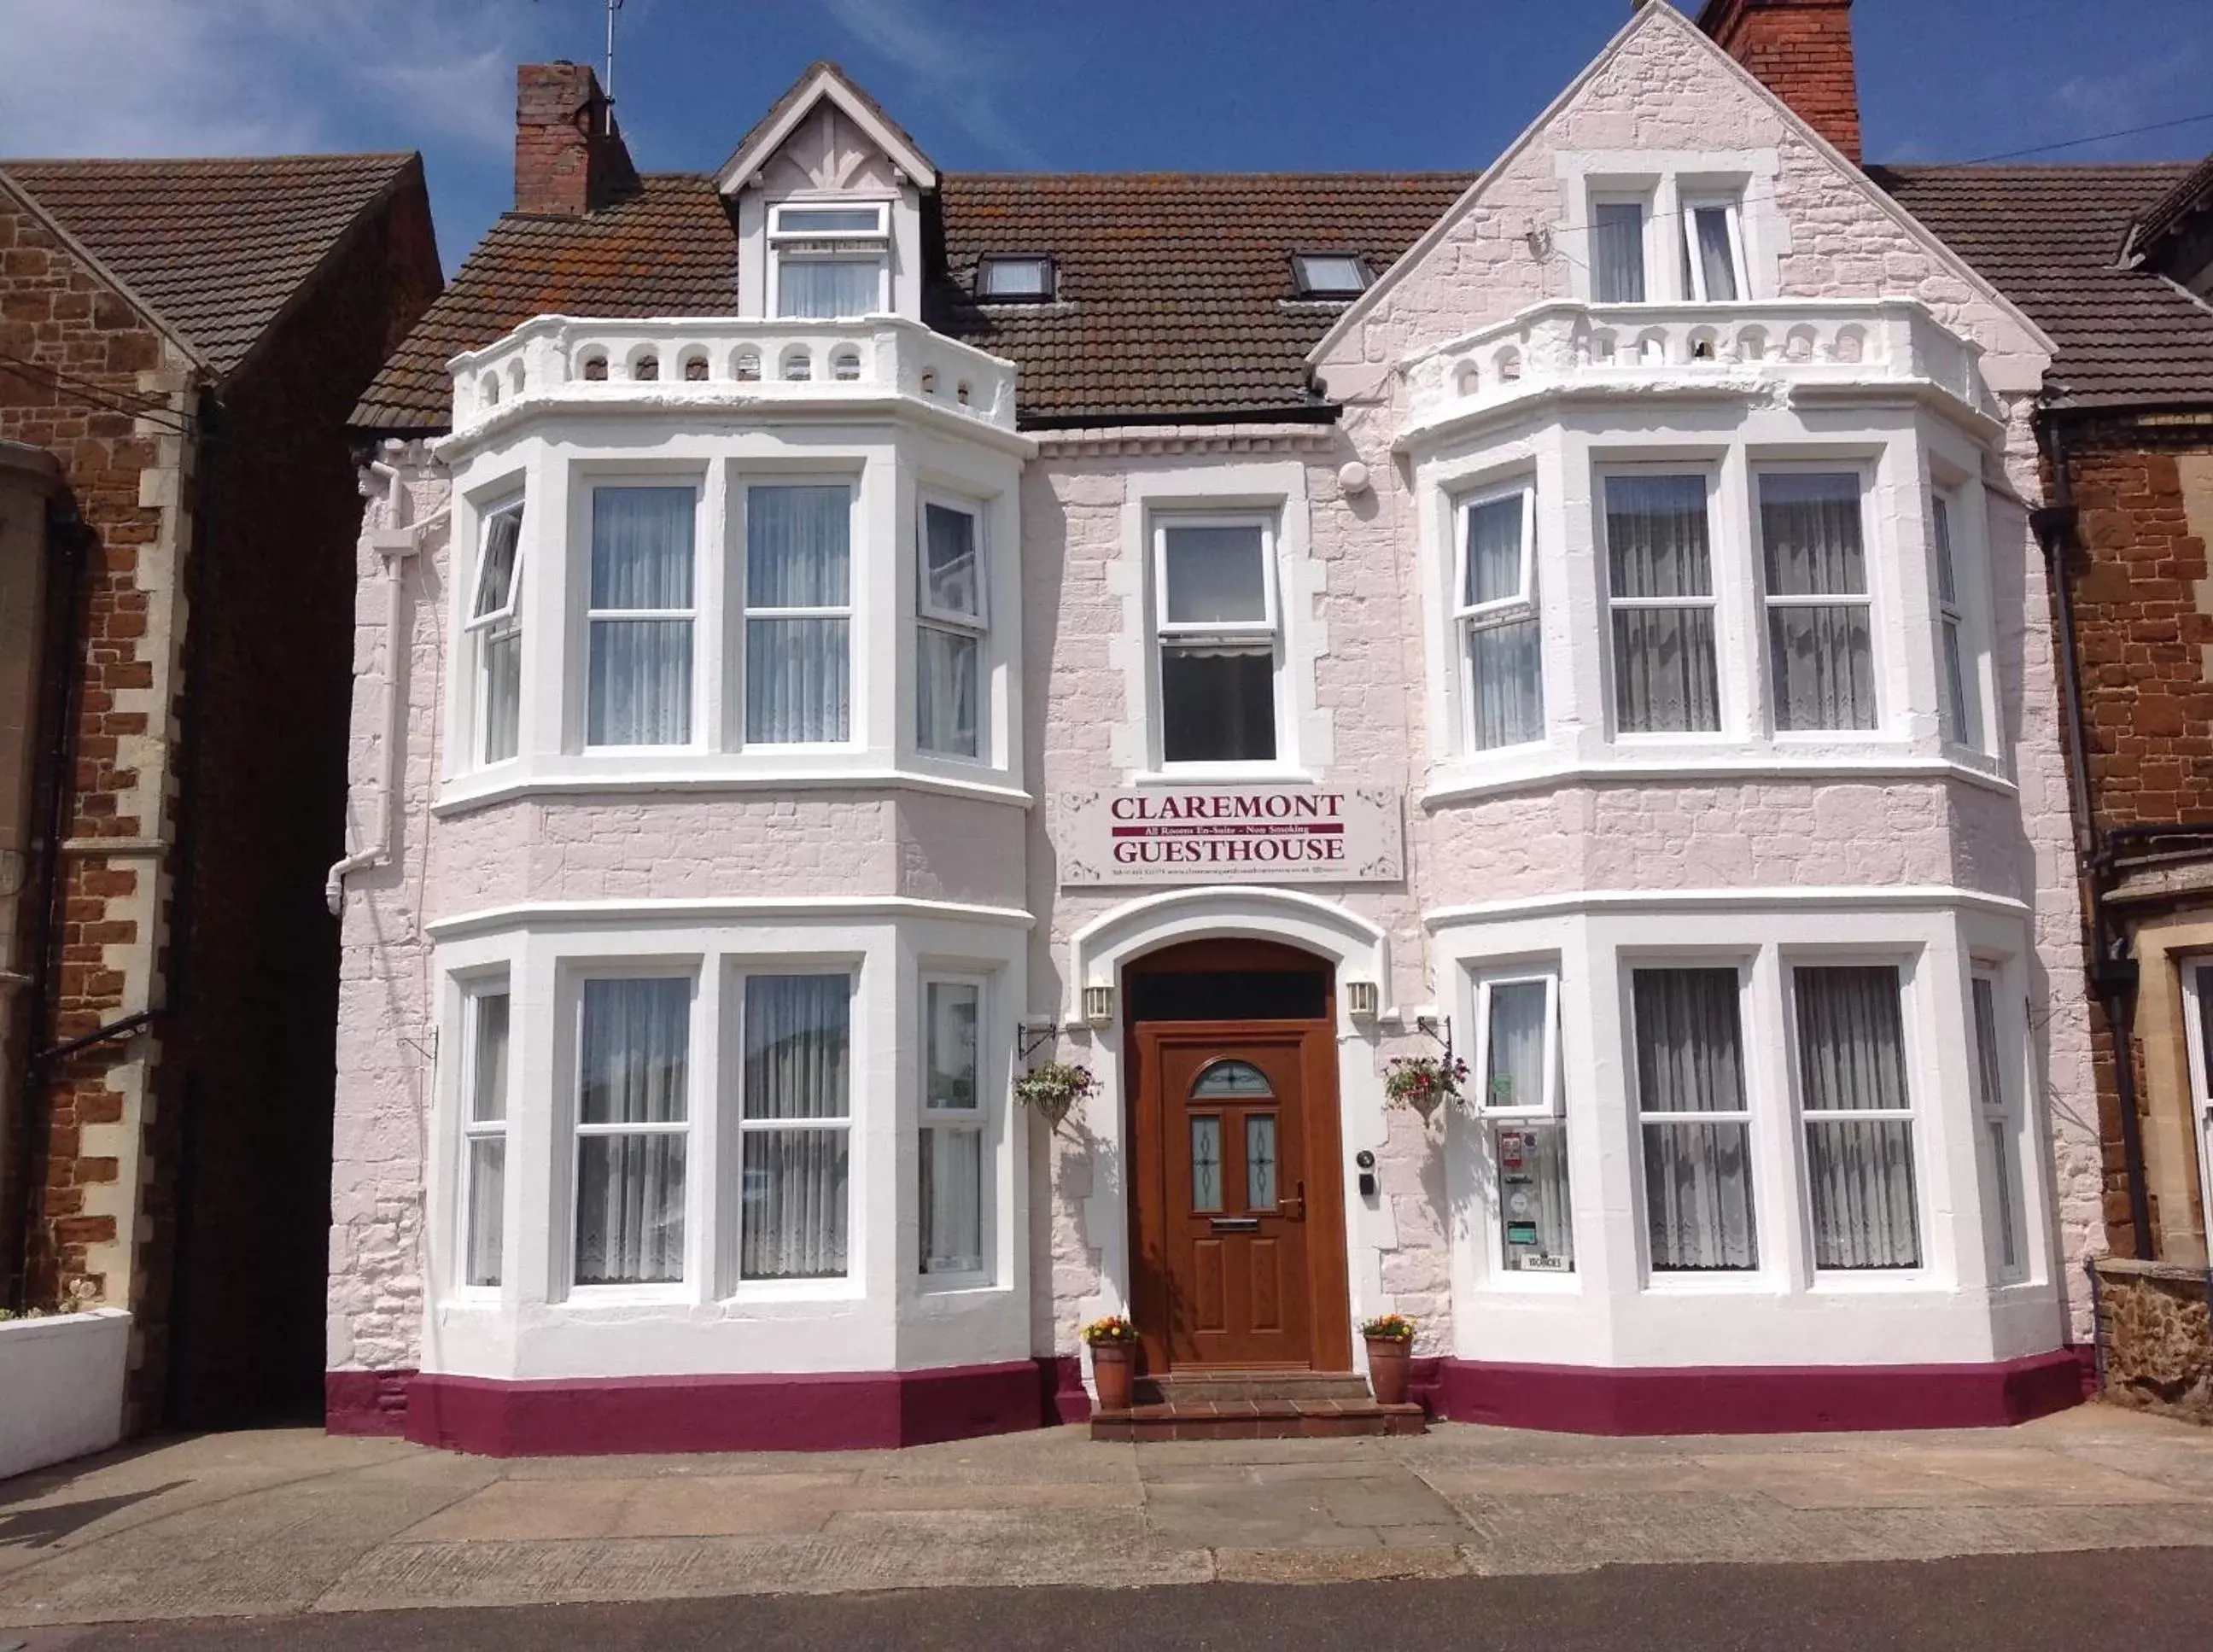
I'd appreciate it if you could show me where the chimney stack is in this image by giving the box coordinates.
[1696,0,1861,165]
[514,61,639,218]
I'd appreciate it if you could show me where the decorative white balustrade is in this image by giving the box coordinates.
[447,315,1020,437]
[1399,300,1993,436]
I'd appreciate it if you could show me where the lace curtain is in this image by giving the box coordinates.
[1761,474,1875,731]
[1464,494,1543,750]
[741,974,851,1279]
[575,978,689,1284]
[1592,201,1647,303]
[1606,476,1720,733]
[1796,966,1919,1269]
[778,257,880,318]
[1634,968,1758,1270]
[746,485,851,744]
[587,487,693,746]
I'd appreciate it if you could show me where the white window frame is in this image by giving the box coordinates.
[1291,253,1370,298]
[1150,512,1283,771]
[2175,960,2213,1256]
[1679,196,1749,304]
[916,493,988,762]
[569,969,696,1293]
[1599,466,1724,739]
[466,499,524,767]
[1470,968,1562,1119]
[1630,960,1762,1280]
[1454,482,1544,755]
[1930,487,1985,752]
[583,482,699,750]
[975,254,1055,302]
[768,200,891,318]
[739,476,857,750]
[1754,464,1880,736]
[1784,957,1924,1275]
[919,972,991,1284]
[457,980,511,1293]
[1590,192,1655,305]
[1971,966,2026,1283]
[733,967,856,1285]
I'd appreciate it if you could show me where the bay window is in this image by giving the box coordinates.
[587,487,695,747]
[1603,475,1720,734]
[1679,198,1746,303]
[574,976,691,1286]
[468,503,523,764]
[739,973,852,1280]
[1760,472,1876,733]
[1632,966,1758,1272]
[1473,969,1572,1272]
[744,482,853,745]
[917,499,984,758]
[1592,199,1648,303]
[920,978,986,1277]
[1932,492,1982,749]
[1792,964,1920,1270]
[769,202,889,318]
[460,985,510,1288]
[1457,487,1544,751]
[1971,971,2023,1279]
[1155,517,1278,765]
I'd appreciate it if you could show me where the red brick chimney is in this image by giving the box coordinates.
[1696,0,1861,165]
[514,61,639,218]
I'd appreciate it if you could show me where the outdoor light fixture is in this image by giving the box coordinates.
[1083,984,1115,1028]
[1345,979,1381,1020]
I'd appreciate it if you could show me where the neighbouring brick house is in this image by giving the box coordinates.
[325,0,2128,1454]
[0,155,441,1438]
[1908,154,2213,1420]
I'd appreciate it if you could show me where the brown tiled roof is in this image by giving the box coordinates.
[931,173,1474,423]
[356,169,1474,432]
[1872,162,2213,410]
[2130,150,2213,260]
[0,153,422,379]
[353,174,741,431]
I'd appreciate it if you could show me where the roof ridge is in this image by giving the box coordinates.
[0,150,417,168]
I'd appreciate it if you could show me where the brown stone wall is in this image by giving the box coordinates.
[2093,1256,2213,1422]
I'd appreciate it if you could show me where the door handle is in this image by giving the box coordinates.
[1281,1181,1306,1222]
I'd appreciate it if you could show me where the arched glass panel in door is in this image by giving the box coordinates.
[1191,1059,1273,1099]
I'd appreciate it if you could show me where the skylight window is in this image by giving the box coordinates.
[1292,254,1369,298]
[976,255,1055,301]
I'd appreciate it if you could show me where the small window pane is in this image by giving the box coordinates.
[1931,495,1959,606]
[1593,201,1647,303]
[921,1127,984,1274]
[1607,476,1713,598]
[1485,981,1549,1111]
[1163,524,1268,626]
[1463,494,1527,608]
[1768,606,1876,732]
[1190,1115,1223,1212]
[744,975,850,1120]
[482,628,520,763]
[470,994,511,1123]
[747,619,850,744]
[1497,1124,1574,1270]
[1690,206,1738,301]
[1161,647,1276,762]
[579,978,689,1126]
[1469,617,1544,750]
[774,206,884,234]
[917,625,978,756]
[923,504,981,617]
[749,486,850,608]
[590,488,693,609]
[465,1137,504,1287]
[588,620,693,746]
[1245,1114,1278,1209]
[575,1135,686,1283]
[779,257,880,318]
[473,509,522,620]
[1973,976,2022,1275]
[1795,966,1919,1270]
[1294,254,1367,295]
[925,982,980,1110]
[742,1129,849,1278]
[1633,969,1756,1272]
[978,257,1051,298]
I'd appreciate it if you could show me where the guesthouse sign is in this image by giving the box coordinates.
[1058,784,1403,886]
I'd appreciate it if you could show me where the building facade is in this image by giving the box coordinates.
[0,154,442,1432]
[330,0,2099,1451]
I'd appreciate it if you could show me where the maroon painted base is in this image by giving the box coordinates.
[329,1359,1056,1456]
[1042,1352,1091,1423]
[1433,1350,2086,1435]
[325,1369,416,1438]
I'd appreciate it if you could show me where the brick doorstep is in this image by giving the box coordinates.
[1090,1398,1427,1442]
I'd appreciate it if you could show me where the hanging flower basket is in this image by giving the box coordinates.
[1014,1060,1097,1131]
[1384,1054,1469,1119]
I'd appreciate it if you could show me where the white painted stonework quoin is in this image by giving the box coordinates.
[0,1311,129,1480]
[327,4,2096,1431]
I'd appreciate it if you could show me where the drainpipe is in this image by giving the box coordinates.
[2036,414,2155,1260]
[323,457,446,916]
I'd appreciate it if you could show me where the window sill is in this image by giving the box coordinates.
[1422,748,2018,808]
[915,1273,1002,1298]
[1638,1271,1784,1296]
[1467,1268,1583,1295]
[435,763,1034,817]
[724,1276,867,1307]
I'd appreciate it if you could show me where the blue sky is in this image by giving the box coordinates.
[3,0,2209,275]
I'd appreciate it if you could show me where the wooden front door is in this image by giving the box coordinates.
[1131,1020,1350,1373]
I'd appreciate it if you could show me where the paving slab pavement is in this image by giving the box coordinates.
[0,1404,2209,1626]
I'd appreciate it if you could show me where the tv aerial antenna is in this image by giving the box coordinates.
[604,0,627,103]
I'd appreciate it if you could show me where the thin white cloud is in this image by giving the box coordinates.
[819,0,1047,167]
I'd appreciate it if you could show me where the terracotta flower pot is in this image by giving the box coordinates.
[1365,1334,1412,1406]
[1089,1340,1136,1412]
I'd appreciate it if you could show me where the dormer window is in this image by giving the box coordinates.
[1292,254,1369,298]
[975,255,1055,302]
[770,201,890,318]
